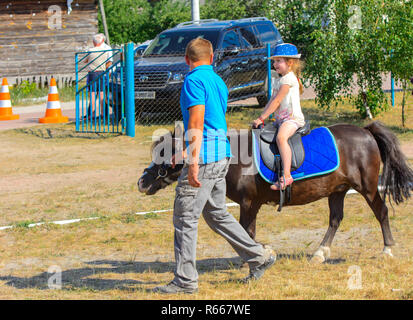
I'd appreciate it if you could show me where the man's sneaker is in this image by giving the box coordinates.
[240,249,276,283]
[152,281,198,294]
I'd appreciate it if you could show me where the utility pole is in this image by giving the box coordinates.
[191,0,200,22]
[99,0,110,45]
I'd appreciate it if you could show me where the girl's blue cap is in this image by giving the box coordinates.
[269,43,301,59]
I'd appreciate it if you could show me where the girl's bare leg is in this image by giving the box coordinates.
[276,121,298,178]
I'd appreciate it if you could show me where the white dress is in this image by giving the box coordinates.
[272,71,305,127]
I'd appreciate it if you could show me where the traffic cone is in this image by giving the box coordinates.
[39,78,68,123]
[0,78,19,121]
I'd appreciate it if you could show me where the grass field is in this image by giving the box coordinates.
[0,93,412,299]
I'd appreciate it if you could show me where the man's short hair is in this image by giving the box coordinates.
[185,37,213,62]
[93,33,106,45]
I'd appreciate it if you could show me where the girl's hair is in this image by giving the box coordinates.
[286,58,304,95]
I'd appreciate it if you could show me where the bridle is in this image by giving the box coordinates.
[144,137,184,181]
[157,162,171,179]
[144,161,172,181]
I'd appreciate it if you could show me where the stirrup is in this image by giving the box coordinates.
[271,176,294,191]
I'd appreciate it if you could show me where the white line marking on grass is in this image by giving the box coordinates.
[134,209,173,215]
[0,217,99,231]
[0,187,370,231]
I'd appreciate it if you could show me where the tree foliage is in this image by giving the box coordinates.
[267,0,329,57]
[201,0,247,21]
[98,0,152,44]
[383,0,413,126]
[146,0,191,37]
[304,0,397,118]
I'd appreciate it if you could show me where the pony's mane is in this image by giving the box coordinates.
[150,131,173,154]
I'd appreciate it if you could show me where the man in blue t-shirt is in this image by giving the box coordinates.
[153,38,275,294]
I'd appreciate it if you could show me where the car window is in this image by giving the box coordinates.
[144,30,219,56]
[256,24,277,44]
[222,30,241,50]
[239,26,260,48]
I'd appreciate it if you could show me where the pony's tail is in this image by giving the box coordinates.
[364,121,413,205]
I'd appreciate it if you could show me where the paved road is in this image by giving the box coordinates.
[0,101,75,131]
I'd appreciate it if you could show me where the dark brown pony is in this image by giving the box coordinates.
[138,121,413,262]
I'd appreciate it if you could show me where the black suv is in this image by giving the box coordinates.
[132,17,283,119]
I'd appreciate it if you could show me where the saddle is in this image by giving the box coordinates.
[259,120,311,172]
[256,120,311,211]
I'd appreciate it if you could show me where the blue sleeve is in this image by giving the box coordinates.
[182,78,206,109]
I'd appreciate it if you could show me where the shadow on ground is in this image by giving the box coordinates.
[0,253,345,292]
[0,257,241,291]
[276,252,346,265]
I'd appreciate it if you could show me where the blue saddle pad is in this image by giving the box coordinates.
[252,127,340,184]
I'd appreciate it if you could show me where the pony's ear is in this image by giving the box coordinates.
[173,121,184,138]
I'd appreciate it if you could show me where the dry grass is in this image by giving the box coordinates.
[0,93,412,299]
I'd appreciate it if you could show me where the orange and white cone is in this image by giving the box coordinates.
[39,78,68,123]
[0,78,19,121]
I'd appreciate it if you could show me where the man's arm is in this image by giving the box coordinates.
[186,104,205,187]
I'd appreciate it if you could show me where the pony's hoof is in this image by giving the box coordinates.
[310,254,325,264]
[381,246,394,258]
[310,246,330,264]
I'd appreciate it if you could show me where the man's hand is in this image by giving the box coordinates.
[188,163,201,187]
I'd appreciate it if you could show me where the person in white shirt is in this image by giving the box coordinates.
[252,43,305,190]
[84,34,112,120]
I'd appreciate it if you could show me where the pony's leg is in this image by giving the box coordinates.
[238,200,261,240]
[238,200,268,269]
[311,191,346,264]
[363,190,395,257]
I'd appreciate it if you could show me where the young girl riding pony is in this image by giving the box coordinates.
[252,43,305,191]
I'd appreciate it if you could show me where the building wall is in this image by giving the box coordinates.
[0,0,98,86]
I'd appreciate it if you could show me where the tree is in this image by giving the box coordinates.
[98,0,152,44]
[305,0,391,118]
[201,0,247,21]
[267,0,329,58]
[146,0,191,37]
[384,0,413,127]
[244,0,271,18]
[343,0,389,118]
